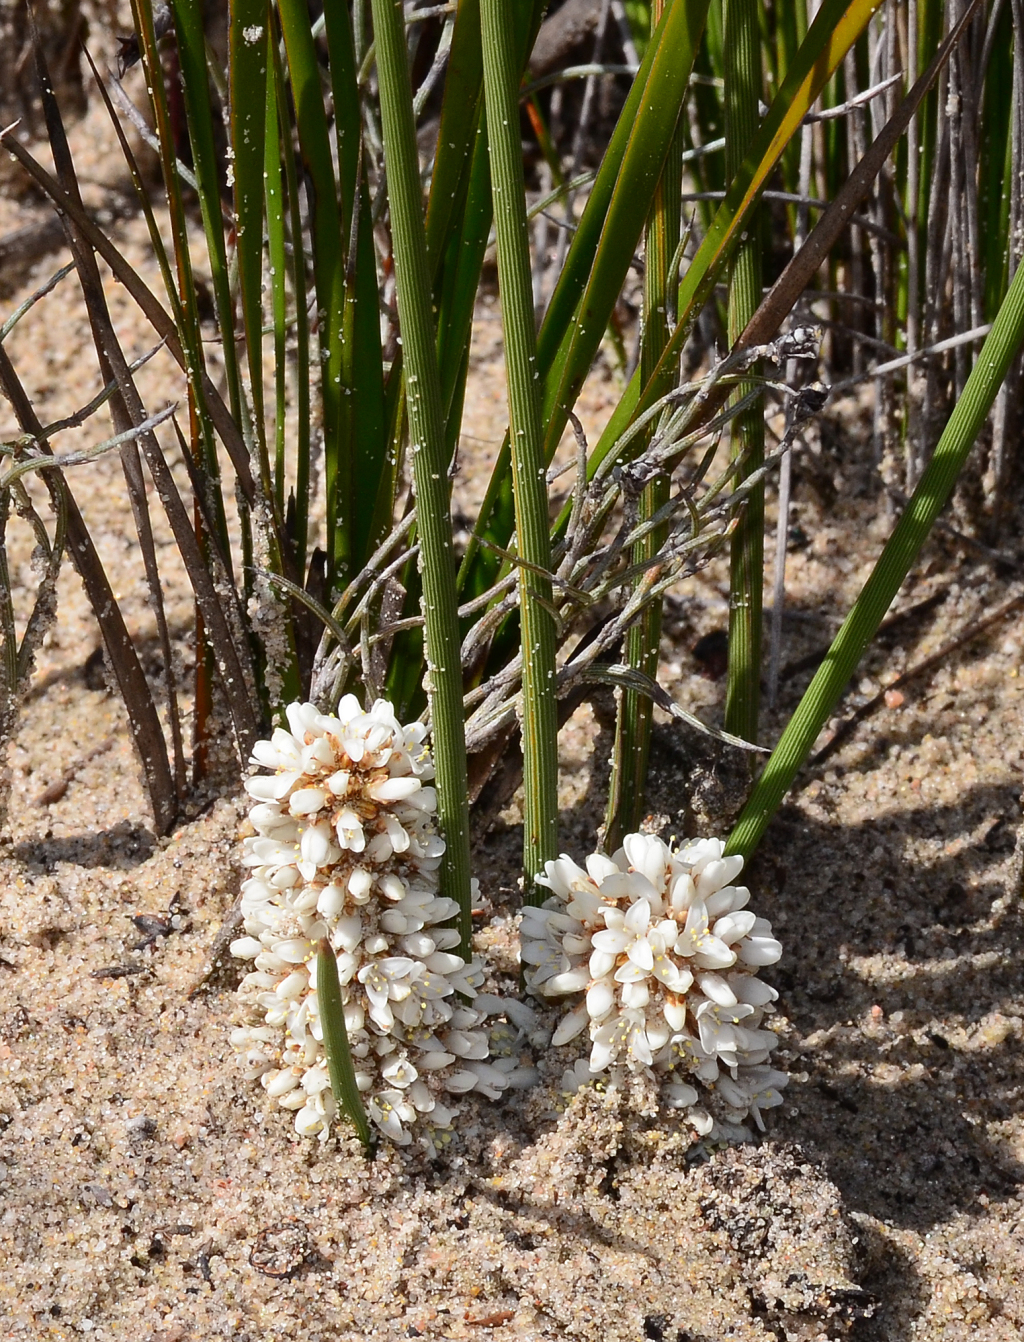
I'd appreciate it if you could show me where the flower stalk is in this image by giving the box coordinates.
[722,0,766,748]
[369,0,473,951]
[605,0,683,852]
[479,0,559,897]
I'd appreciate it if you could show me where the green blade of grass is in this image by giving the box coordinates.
[585,0,886,484]
[227,0,270,476]
[535,0,701,383]
[170,0,247,430]
[424,0,484,272]
[133,1,229,544]
[369,0,474,953]
[459,0,710,596]
[277,0,350,591]
[322,0,360,235]
[377,0,544,709]
[269,18,312,571]
[347,168,391,573]
[722,0,766,748]
[605,0,683,852]
[549,0,980,552]
[263,51,289,519]
[538,0,711,462]
[480,0,559,896]
[727,247,1024,862]
[323,0,389,574]
[435,116,491,453]
[316,938,374,1153]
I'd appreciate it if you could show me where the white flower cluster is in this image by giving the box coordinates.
[230,699,514,1152]
[521,833,788,1136]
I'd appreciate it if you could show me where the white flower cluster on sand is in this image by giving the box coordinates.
[521,833,788,1138]
[229,699,518,1153]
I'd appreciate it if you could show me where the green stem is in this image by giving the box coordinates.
[722,0,765,747]
[605,0,682,852]
[728,247,1024,861]
[479,0,559,896]
[369,0,473,953]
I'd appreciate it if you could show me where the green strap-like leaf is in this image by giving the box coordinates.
[727,248,1024,861]
[587,0,886,482]
[480,0,559,895]
[370,0,474,953]
[228,0,270,480]
[539,0,712,461]
[316,938,374,1153]
[460,0,710,591]
[277,0,349,589]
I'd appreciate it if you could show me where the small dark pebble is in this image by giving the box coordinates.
[197,1240,213,1284]
[644,1315,667,1341]
[132,913,172,942]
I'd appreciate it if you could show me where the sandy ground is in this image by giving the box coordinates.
[2,35,1024,1342]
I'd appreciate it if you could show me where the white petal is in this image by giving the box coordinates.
[669,873,697,912]
[585,853,620,882]
[663,1082,699,1110]
[586,979,616,1019]
[333,914,363,953]
[622,832,669,889]
[245,773,295,802]
[275,937,312,963]
[369,776,422,802]
[417,1051,457,1070]
[696,855,744,898]
[545,967,591,995]
[317,884,346,919]
[697,973,738,1006]
[591,928,629,954]
[289,786,327,815]
[624,898,652,936]
[712,910,757,944]
[737,935,782,966]
[294,1106,325,1137]
[444,1070,479,1094]
[348,868,373,902]
[230,936,262,959]
[730,975,778,1007]
[589,948,617,979]
[620,979,649,1010]
[627,936,654,972]
[551,1003,590,1047]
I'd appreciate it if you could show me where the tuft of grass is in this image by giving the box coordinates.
[0,0,1018,898]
